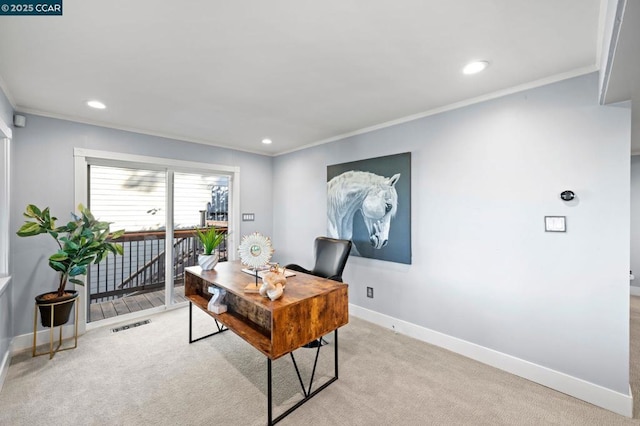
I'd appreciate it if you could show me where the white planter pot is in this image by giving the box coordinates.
[198,252,219,270]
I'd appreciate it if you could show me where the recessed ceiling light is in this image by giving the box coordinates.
[463,60,489,75]
[262,138,272,145]
[87,100,106,109]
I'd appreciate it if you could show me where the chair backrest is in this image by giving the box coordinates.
[312,237,352,281]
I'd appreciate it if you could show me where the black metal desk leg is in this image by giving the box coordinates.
[189,302,193,343]
[335,329,339,379]
[268,358,273,426]
[270,330,340,425]
[188,301,228,344]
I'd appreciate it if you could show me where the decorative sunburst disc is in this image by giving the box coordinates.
[238,232,274,269]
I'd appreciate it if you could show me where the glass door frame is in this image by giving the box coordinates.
[74,148,240,333]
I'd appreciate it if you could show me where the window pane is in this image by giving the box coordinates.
[174,173,228,229]
[90,165,166,232]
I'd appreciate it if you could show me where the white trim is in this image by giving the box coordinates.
[0,138,10,275]
[0,277,11,394]
[0,276,10,298]
[0,116,11,395]
[0,338,12,394]
[12,305,185,354]
[10,324,78,354]
[0,74,16,109]
[630,285,640,296]
[73,153,88,333]
[349,304,633,418]
[8,302,188,354]
[165,170,175,307]
[74,148,240,329]
[86,301,187,331]
[228,171,240,261]
[74,148,240,175]
[0,115,11,278]
[16,109,268,156]
[0,116,11,140]
[599,0,627,104]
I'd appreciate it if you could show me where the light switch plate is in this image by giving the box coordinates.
[545,216,566,232]
[242,213,255,221]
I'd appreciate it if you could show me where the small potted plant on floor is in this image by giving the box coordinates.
[195,226,225,270]
[17,204,125,327]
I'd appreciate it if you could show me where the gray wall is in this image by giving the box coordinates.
[272,73,631,394]
[3,72,632,399]
[10,115,273,336]
[631,155,640,285]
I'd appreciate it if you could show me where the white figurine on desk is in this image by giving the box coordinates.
[258,264,287,301]
[207,286,227,314]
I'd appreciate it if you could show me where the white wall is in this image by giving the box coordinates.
[273,73,631,406]
[9,115,274,337]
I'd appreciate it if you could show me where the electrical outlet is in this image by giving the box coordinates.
[366,287,374,298]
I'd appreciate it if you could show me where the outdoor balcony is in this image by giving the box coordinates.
[88,226,227,322]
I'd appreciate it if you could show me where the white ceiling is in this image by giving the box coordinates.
[0,1,605,155]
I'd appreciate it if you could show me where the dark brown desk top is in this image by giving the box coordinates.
[186,261,347,306]
[185,261,348,359]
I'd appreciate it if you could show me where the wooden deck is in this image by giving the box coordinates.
[89,286,188,322]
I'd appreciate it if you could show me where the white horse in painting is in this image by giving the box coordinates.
[327,171,400,254]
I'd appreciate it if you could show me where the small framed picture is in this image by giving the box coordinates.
[545,216,566,232]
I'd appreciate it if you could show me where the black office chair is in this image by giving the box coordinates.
[285,236,352,347]
[285,236,352,282]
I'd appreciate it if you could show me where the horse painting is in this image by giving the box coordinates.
[327,171,400,255]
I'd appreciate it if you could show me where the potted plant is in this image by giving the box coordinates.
[16,204,125,327]
[195,226,225,270]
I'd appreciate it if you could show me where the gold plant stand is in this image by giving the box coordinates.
[32,297,79,359]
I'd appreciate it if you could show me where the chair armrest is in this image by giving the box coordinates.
[284,264,312,275]
[326,275,343,282]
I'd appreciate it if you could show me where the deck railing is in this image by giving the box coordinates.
[88,227,228,303]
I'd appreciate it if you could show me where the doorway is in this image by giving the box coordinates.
[74,148,240,330]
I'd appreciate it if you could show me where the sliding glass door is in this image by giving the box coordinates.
[172,172,229,299]
[87,165,167,322]
[86,164,232,323]
[75,148,239,328]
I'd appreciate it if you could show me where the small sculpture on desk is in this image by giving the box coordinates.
[259,264,286,301]
[207,286,227,314]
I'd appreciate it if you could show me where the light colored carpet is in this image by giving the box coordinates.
[1,300,640,425]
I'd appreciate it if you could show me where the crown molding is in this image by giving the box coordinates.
[277,65,598,156]
[13,107,273,157]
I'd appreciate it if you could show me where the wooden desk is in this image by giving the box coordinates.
[185,261,349,424]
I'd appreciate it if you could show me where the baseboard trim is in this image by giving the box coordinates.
[0,339,13,393]
[630,286,640,296]
[349,304,633,418]
[11,324,79,355]
[10,302,190,354]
